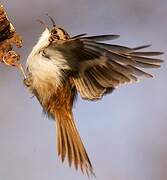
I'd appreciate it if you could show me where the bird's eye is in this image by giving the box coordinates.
[51,29,57,35]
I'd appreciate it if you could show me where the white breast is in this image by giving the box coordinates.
[26,28,70,89]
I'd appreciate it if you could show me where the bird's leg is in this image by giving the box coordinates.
[18,63,27,79]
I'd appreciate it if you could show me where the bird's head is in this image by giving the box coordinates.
[37,15,70,42]
[30,15,70,55]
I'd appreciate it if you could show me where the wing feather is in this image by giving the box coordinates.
[81,34,120,41]
[46,33,163,100]
[130,51,163,56]
[82,40,132,53]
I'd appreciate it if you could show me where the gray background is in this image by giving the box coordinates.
[0,0,166,180]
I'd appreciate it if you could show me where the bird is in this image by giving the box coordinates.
[22,15,163,176]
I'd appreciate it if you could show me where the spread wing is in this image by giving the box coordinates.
[47,34,163,100]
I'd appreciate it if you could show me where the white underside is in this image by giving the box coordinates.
[26,28,70,89]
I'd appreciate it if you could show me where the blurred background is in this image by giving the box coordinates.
[0,0,166,179]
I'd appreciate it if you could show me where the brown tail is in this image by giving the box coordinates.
[55,109,95,176]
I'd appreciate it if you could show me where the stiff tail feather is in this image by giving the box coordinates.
[55,109,95,177]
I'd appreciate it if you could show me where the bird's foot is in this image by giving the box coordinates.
[23,77,32,87]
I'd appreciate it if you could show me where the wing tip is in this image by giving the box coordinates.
[133,44,152,50]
